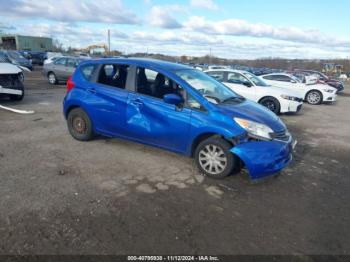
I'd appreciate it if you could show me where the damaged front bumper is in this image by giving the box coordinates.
[0,86,23,96]
[231,139,296,180]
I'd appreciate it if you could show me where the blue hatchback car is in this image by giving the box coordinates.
[63,58,295,180]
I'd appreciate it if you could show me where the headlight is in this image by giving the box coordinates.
[234,118,273,140]
[281,94,300,101]
[323,89,334,93]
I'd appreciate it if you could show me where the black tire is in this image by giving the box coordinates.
[9,84,24,101]
[48,72,58,85]
[306,90,323,105]
[67,108,94,141]
[194,137,239,179]
[259,96,281,114]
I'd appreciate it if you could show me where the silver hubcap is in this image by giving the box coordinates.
[49,74,56,83]
[308,92,321,104]
[199,144,227,175]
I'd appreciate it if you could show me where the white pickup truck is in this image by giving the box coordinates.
[0,62,25,101]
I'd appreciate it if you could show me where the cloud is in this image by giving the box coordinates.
[183,16,349,46]
[148,5,183,29]
[190,0,218,10]
[17,22,128,48]
[0,0,140,24]
[0,23,16,31]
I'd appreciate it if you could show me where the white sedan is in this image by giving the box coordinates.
[260,73,337,105]
[205,69,303,114]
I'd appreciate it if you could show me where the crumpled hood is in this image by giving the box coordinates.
[216,100,286,132]
[0,62,22,74]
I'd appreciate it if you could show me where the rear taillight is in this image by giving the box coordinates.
[66,76,75,93]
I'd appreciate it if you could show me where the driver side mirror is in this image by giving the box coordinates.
[163,93,184,106]
[290,80,297,83]
[243,81,252,87]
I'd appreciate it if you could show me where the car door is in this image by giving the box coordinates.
[125,67,191,153]
[52,57,67,80]
[224,72,258,101]
[267,75,305,96]
[85,63,130,137]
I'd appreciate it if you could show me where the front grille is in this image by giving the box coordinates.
[0,74,20,88]
[270,130,290,142]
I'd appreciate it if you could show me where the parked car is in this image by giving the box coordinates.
[205,69,303,114]
[63,58,296,180]
[42,56,88,84]
[0,62,25,101]
[28,51,47,66]
[0,50,33,71]
[294,69,344,93]
[260,73,337,105]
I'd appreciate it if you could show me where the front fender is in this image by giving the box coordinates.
[231,141,293,180]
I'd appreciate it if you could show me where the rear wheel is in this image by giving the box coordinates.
[67,108,94,141]
[259,96,280,114]
[48,72,58,85]
[195,137,239,179]
[306,90,322,105]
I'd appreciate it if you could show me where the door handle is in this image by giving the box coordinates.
[87,88,97,94]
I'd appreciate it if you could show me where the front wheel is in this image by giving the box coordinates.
[194,137,239,179]
[306,90,322,105]
[67,108,94,141]
[259,97,280,114]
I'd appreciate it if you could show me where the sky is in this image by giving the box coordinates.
[0,0,349,59]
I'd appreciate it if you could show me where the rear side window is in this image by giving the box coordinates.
[207,71,225,81]
[275,75,292,82]
[98,64,129,89]
[80,65,97,81]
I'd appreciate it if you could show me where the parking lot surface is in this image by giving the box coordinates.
[0,69,350,255]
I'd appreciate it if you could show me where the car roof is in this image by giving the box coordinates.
[262,72,292,76]
[79,58,192,71]
[205,68,249,74]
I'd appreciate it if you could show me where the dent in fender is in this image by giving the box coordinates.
[231,141,292,180]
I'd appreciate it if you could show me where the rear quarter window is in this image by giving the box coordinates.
[80,65,97,81]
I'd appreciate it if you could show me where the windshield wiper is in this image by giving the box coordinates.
[221,96,245,104]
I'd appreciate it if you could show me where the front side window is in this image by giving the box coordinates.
[54,58,67,65]
[98,64,129,89]
[66,58,77,68]
[227,72,250,85]
[136,67,183,99]
[242,72,269,86]
[176,69,242,105]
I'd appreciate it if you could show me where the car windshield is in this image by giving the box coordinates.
[8,51,25,60]
[176,69,243,104]
[242,72,269,86]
